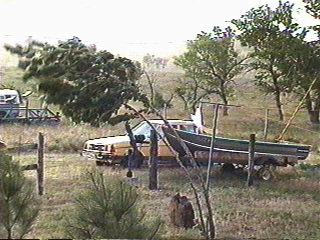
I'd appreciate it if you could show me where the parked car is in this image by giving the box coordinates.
[82,119,198,166]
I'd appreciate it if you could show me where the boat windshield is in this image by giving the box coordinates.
[132,122,164,139]
[132,121,153,136]
[131,121,197,138]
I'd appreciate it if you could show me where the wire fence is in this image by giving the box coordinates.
[200,103,319,146]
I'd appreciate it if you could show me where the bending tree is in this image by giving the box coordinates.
[174,26,247,115]
[232,1,309,121]
[4,37,147,126]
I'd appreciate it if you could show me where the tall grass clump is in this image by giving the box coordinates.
[67,169,162,239]
[0,152,40,239]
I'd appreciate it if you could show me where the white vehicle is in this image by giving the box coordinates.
[0,89,60,123]
[0,89,22,118]
[82,119,199,166]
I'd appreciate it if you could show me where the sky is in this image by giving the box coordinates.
[0,0,319,60]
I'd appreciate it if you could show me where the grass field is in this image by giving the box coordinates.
[1,61,319,239]
[14,152,319,239]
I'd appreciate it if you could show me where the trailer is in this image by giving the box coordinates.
[162,126,311,180]
[0,89,60,124]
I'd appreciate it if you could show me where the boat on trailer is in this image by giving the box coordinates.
[162,127,311,167]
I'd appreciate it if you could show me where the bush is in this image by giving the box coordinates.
[0,152,39,239]
[67,169,161,239]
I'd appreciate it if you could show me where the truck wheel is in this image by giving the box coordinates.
[120,156,129,168]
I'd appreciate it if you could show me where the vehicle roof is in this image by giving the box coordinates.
[147,119,195,124]
[0,89,19,95]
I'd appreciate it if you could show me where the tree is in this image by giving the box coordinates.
[303,0,320,20]
[4,37,147,126]
[231,1,309,121]
[67,170,161,239]
[141,54,172,110]
[291,1,320,124]
[174,77,210,112]
[0,152,39,239]
[174,26,247,115]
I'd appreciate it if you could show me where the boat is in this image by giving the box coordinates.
[162,126,311,166]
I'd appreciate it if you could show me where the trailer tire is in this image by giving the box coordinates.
[258,167,275,181]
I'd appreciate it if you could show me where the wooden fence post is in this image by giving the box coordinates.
[37,132,44,195]
[247,134,255,187]
[149,129,158,190]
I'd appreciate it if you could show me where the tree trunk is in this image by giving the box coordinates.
[222,100,229,116]
[305,93,320,125]
[220,93,229,116]
[309,111,320,124]
[274,90,284,121]
[220,82,229,116]
[145,71,155,106]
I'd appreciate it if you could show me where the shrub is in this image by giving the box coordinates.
[0,152,39,239]
[67,169,161,239]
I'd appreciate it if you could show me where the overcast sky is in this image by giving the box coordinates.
[0,0,318,60]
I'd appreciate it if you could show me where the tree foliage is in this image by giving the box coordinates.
[232,1,309,121]
[174,26,247,115]
[142,54,172,110]
[174,77,210,112]
[67,170,161,239]
[4,37,148,126]
[0,152,39,239]
[303,0,320,20]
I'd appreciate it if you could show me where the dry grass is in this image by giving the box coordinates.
[1,62,319,239]
[0,122,124,153]
[10,151,319,239]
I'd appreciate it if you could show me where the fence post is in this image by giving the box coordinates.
[37,132,44,195]
[149,129,158,190]
[247,134,255,187]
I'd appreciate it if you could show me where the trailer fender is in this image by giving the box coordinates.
[254,156,278,166]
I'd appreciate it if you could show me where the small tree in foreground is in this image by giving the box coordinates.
[67,170,161,239]
[0,152,39,239]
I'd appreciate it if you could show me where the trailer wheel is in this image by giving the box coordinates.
[258,164,276,181]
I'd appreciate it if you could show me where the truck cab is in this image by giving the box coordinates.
[0,89,22,118]
[82,119,198,166]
